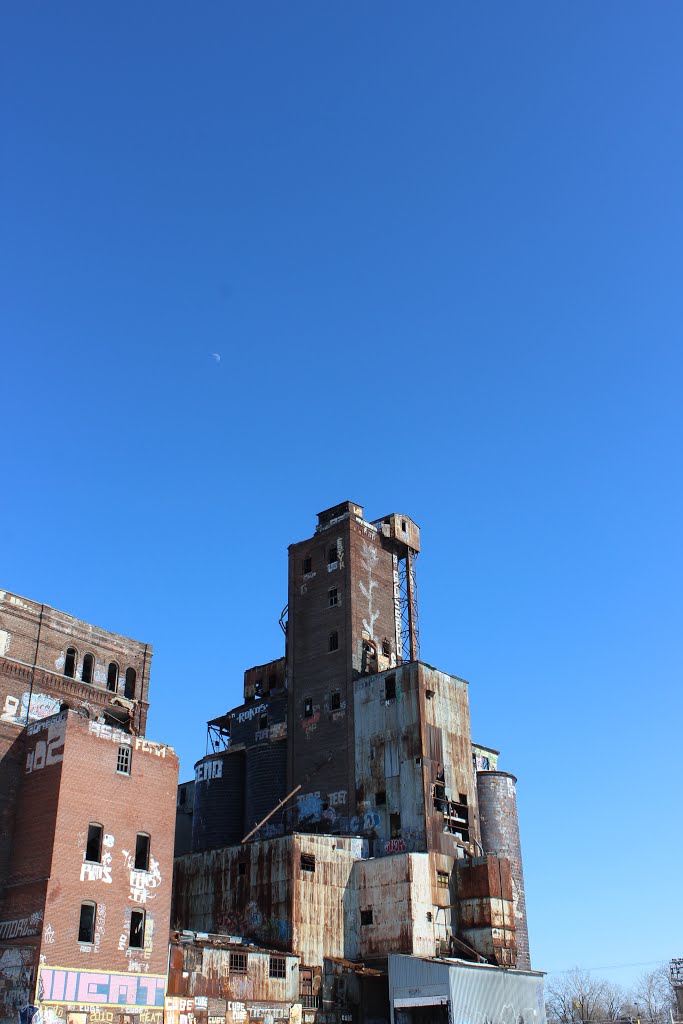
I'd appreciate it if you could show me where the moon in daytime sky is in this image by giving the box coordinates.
[212,353,221,363]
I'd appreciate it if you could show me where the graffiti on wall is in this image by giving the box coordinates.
[196,759,223,782]
[0,946,36,1018]
[121,849,162,905]
[37,967,165,1006]
[42,1008,162,1024]
[2,691,61,727]
[0,910,43,941]
[359,541,380,640]
[392,553,403,660]
[25,716,66,774]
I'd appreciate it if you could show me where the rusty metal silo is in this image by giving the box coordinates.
[191,750,245,853]
[476,770,530,969]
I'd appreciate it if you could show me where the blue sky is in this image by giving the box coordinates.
[2,1,681,989]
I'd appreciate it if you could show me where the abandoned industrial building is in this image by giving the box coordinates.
[1,501,546,1024]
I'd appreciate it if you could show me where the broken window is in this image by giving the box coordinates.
[85,823,103,863]
[254,678,263,697]
[81,654,94,685]
[375,791,386,806]
[328,546,337,567]
[230,952,248,974]
[64,647,77,678]
[390,812,401,838]
[300,854,315,873]
[134,833,150,872]
[269,956,286,979]
[360,909,373,926]
[437,871,449,889]
[304,698,313,718]
[330,691,341,711]
[107,662,118,692]
[78,902,96,944]
[382,639,391,657]
[385,675,396,701]
[303,557,312,575]
[426,689,435,700]
[329,631,339,652]
[124,667,136,699]
[129,910,145,949]
[116,745,131,775]
[328,587,339,607]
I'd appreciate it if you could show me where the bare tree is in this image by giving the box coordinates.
[633,967,675,1024]
[546,968,609,1024]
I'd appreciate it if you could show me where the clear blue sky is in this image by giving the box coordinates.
[2,1,681,990]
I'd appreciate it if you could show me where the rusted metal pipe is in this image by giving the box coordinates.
[241,784,302,844]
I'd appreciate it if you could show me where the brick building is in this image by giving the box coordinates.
[0,592,177,1024]
[174,503,541,1024]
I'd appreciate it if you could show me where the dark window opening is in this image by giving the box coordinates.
[82,654,94,685]
[116,745,131,775]
[426,689,435,700]
[78,902,96,944]
[382,640,391,657]
[360,909,373,926]
[124,667,136,700]
[375,791,386,806]
[426,911,433,922]
[303,557,312,575]
[459,793,468,805]
[134,833,150,872]
[254,678,263,697]
[259,710,268,729]
[385,675,396,701]
[329,631,339,652]
[304,698,313,718]
[238,861,247,876]
[85,824,103,863]
[230,952,248,974]
[401,519,407,532]
[300,854,315,873]
[269,956,286,979]
[107,662,118,692]
[390,812,402,838]
[129,910,145,949]
[330,691,341,711]
[415,757,422,766]
[328,546,337,566]
[328,587,339,607]
[64,647,77,678]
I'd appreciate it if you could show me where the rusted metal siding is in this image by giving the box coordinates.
[167,938,299,1004]
[455,856,517,967]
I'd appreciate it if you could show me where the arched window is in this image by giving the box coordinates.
[64,648,77,678]
[107,662,119,692]
[82,654,94,685]
[124,668,136,699]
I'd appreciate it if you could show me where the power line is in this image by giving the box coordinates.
[546,960,667,975]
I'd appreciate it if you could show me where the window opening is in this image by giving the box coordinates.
[64,647,77,679]
[269,956,286,979]
[230,952,248,974]
[437,871,449,889]
[385,675,396,701]
[382,639,391,657]
[304,698,313,718]
[259,710,268,729]
[116,745,131,775]
[303,557,312,575]
[78,902,96,944]
[360,909,373,926]
[124,667,136,699]
[328,587,339,607]
[330,691,341,711]
[390,812,402,838]
[81,654,94,685]
[134,833,150,871]
[329,631,339,652]
[426,689,435,700]
[129,910,145,949]
[328,546,337,566]
[238,861,247,876]
[107,662,119,692]
[375,791,386,806]
[254,679,263,698]
[85,824,103,863]
[300,854,315,873]
[401,519,407,532]
[426,911,433,922]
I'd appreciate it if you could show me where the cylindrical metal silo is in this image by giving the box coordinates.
[191,750,245,853]
[244,741,287,838]
[476,770,530,969]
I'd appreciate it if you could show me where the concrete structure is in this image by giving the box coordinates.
[0,590,177,1024]
[173,502,538,1022]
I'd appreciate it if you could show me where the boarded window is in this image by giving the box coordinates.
[64,648,77,678]
[300,854,315,873]
[134,833,150,871]
[269,956,286,979]
[78,903,96,944]
[116,745,131,775]
[230,952,248,974]
[360,909,373,926]
[129,910,145,949]
[85,824,103,863]
[124,668,136,699]
[82,654,94,685]
[107,662,118,692]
